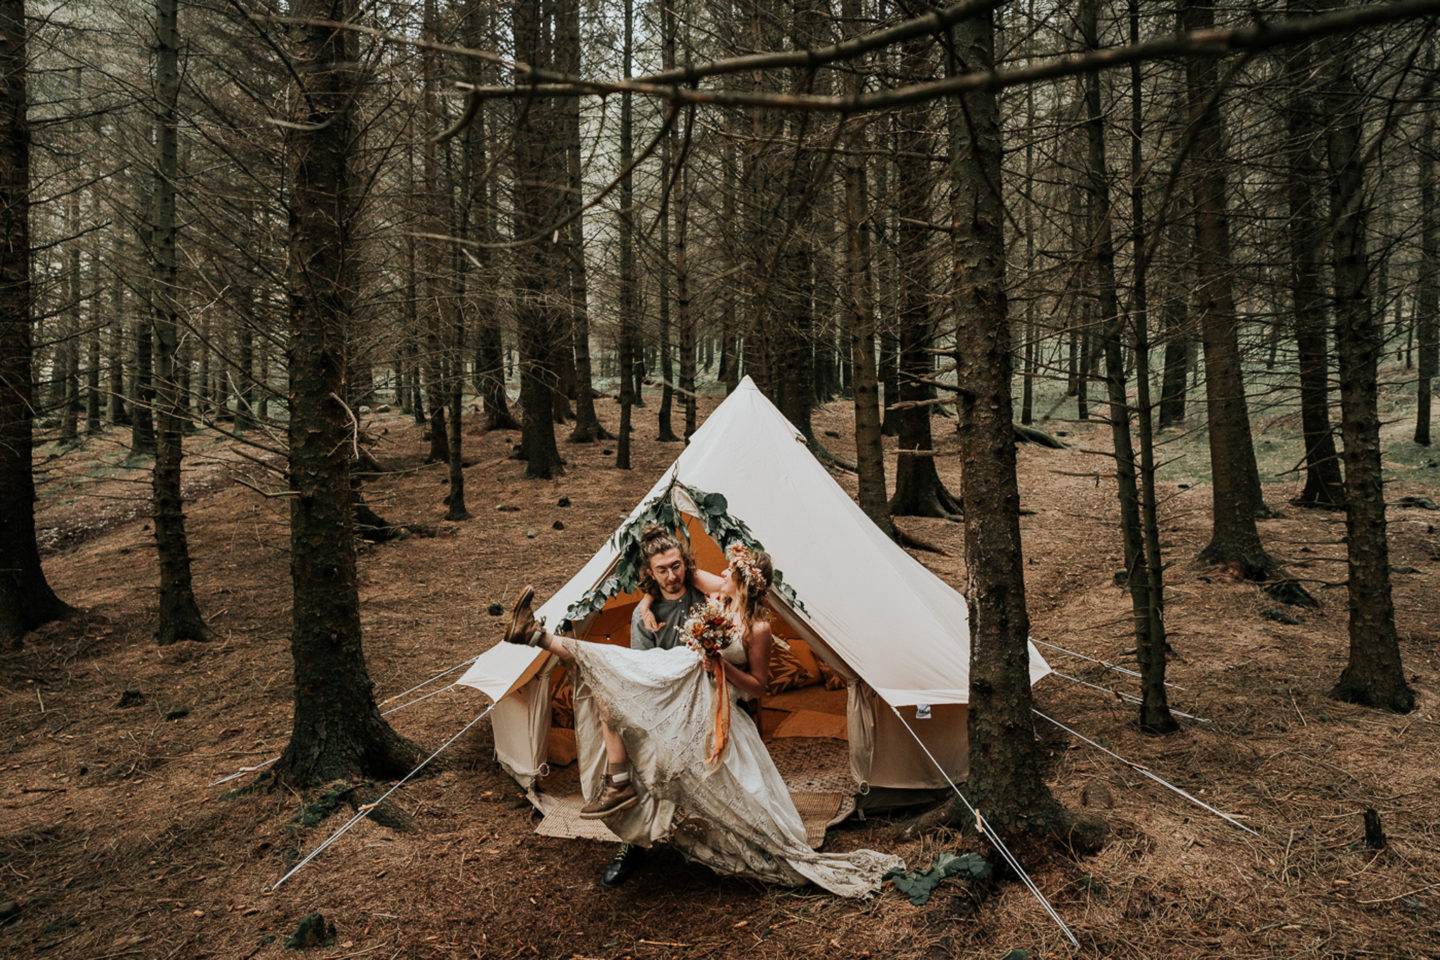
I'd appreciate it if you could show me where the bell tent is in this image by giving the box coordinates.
[457,377,1051,840]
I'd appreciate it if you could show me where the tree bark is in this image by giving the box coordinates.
[150,0,208,646]
[842,0,889,535]
[615,0,635,471]
[1127,0,1175,732]
[1324,39,1415,714]
[1286,1,1346,508]
[1416,50,1436,447]
[889,25,960,520]
[275,1,418,786]
[1086,0,1174,732]
[1183,0,1275,576]
[558,0,606,443]
[513,0,564,478]
[950,9,1068,836]
[465,38,517,435]
[420,0,449,465]
[0,0,71,644]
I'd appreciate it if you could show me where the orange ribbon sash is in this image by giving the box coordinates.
[705,657,731,767]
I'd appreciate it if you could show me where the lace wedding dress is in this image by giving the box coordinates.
[560,622,903,897]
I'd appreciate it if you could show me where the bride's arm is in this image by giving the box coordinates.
[721,621,772,700]
[691,568,725,593]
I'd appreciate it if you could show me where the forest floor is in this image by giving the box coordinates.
[3,372,1439,960]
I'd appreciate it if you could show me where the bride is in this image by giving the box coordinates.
[502,544,903,898]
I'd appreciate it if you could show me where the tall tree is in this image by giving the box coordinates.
[1286,0,1346,508]
[420,0,450,465]
[1182,0,1279,581]
[1324,26,1415,714]
[889,26,961,520]
[0,0,71,645]
[512,0,564,478]
[149,0,208,645]
[274,2,417,784]
[464,1,518,434]
[558,0,607,443]
[615,0,636,471]
[841,0,888,533]
[1127,0,1175,731]
[1083,0,1174,732]
[1416,48,1436,447]
[950,10,1067,834]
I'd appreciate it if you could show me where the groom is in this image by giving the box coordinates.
[600,534,706,889]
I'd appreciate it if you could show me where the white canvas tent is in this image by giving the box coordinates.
[457,377,1051,829]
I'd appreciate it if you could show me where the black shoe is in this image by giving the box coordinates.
[600,843,647,889]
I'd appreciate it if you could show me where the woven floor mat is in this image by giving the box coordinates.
[791,791,853,849]
[535,794,622,842]
[766,736,857,797]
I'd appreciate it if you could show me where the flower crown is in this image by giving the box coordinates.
[726,544,767,593]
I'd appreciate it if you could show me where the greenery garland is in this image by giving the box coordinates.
[559,478,804,632]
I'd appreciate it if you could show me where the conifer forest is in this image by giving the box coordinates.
[1,1,1438,958]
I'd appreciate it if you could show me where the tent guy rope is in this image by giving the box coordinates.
[208,657,478,787]
[1050,671,1211,723]
[1033,638,1185,691]
[267,703,497,892]
[888,703,1080,950]
[1033,710,1260,836]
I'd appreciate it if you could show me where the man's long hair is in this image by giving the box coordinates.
[637,523,695,601]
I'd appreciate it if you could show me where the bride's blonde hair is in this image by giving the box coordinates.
[726,545,773,633]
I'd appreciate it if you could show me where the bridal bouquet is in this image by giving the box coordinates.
[681,598,733,661]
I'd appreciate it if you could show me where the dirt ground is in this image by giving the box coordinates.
[3,385,1438,960]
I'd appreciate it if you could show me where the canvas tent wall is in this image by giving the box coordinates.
[456,377,1051,809]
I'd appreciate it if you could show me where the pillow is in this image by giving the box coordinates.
[816,659,847,691]
[773,708,848,740]
[766,644,819,696]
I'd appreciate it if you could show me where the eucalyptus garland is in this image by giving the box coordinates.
[558,478,805,632]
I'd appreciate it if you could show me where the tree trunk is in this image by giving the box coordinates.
[0,0,71,644]
[656,60,678,444]
[1324,41,1415,714]
[950,10,1068,836]
[420,0,449,465]
[275,1,418,786]
[889,26,959,520]
[1287,1,1346,508]
[720,135,740,392]
[558,0,605,443]
[615,0,635,471]
[130,219,157,457]
[1156,245,1190,431]
[1416,51,1436,447]
[469,75,517,433]
[842,0,889,535]
[512,0,564,478]
[85,244,101,434]
[1183,0,1274,576]
[1086,0,1174,732]
[1127,0,1175,732]
[60,187,81,445]
[150,0,207,646]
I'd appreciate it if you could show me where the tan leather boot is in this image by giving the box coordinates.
[503,586,548,647]
[579,774,639,819]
